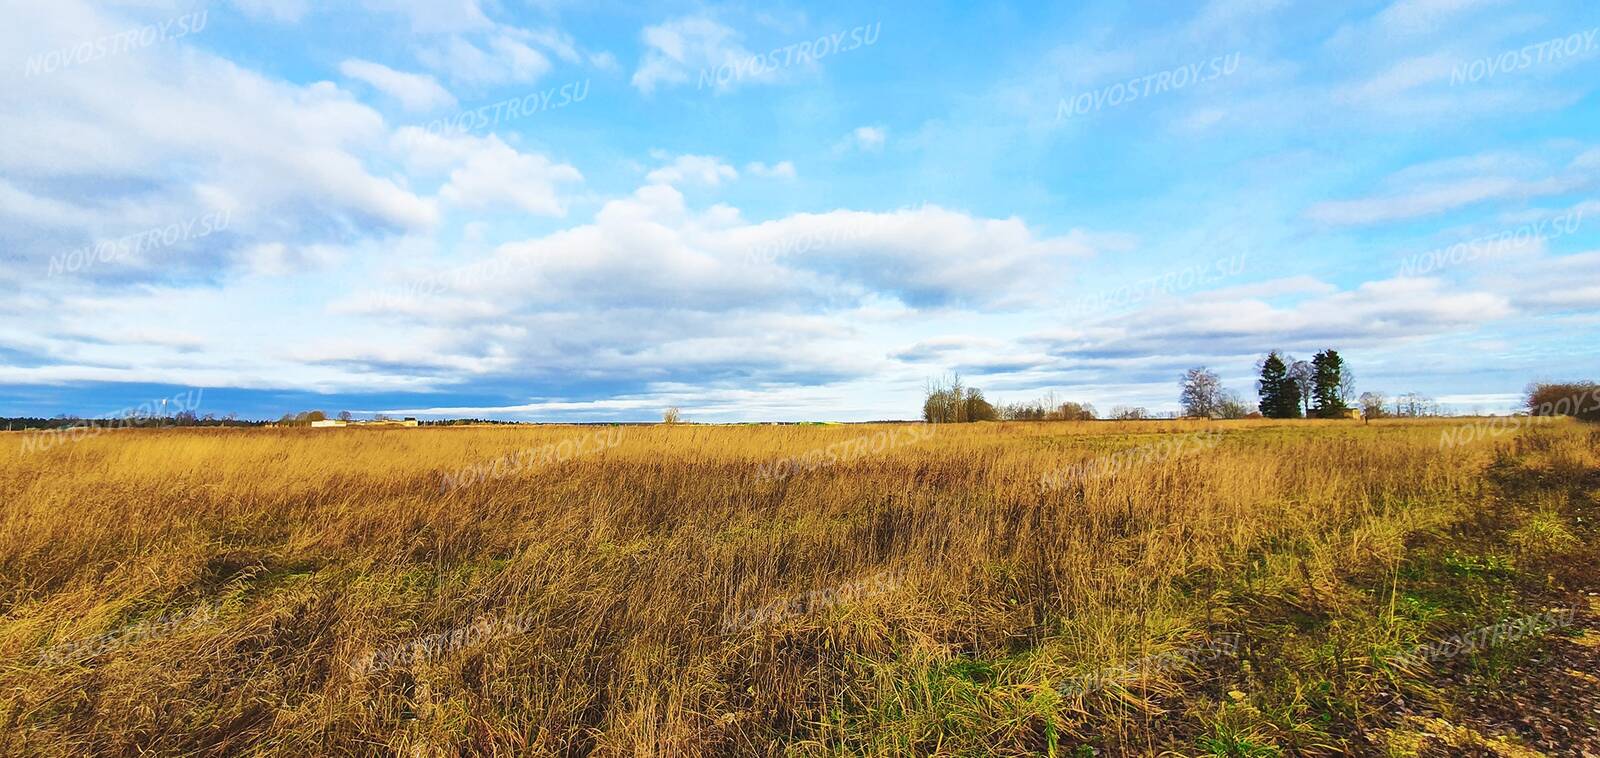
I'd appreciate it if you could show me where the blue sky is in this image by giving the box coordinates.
[1,0,1597,421]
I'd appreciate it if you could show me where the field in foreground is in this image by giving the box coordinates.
[1,419,1597,756]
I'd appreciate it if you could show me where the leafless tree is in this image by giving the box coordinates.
[1287,358,1315,417]
[1217,390,1254,419]
[1180,367,1224,418]
[1358,391,1386,421]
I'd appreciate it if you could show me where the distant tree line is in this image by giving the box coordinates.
[996,390,1097,421]
[922,375,1102,423]
[949,348,1364,422]
[1,413,262,431]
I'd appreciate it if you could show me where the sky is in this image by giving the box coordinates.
[1,0,1597,422]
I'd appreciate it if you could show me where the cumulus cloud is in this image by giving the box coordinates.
[393,128,582,216]
[441,144,582,216]
[0,2,437,281]
[359,190,1117,334]
[646,154,739,186]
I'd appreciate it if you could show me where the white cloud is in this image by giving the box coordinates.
[418,32,552,85]
[1372,0,1506,37]
[1033,275,1514,365]
[1186,0,1289,39]
[631,16,768,94]
[382,190,1118,324]
[1491,250,1600,311]
[240,241,344,277]
[1305,149,1592,227]
[1323,0,1507,55]
[839,126,886,153]
[1332,54,1454,103]
[399,131,583,216]
[0,2,438,279]
[359,0,493,34]
[646,154,739,186]
[231,0,310,23]
[1307,177,1559,226]
[515,27,583,65]
[339,59,457,111]
[745,161,797,179]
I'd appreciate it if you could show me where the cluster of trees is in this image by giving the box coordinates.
[922,376,1099,423]
[278,410,331,426]
[1177,368,1255,419]
[278,410,376,426]
[921,375,1000,423]
[1174,350,1354,420]
[997,391,1097,421]
[1254,350,1352,419]
[1353,391,1444,420]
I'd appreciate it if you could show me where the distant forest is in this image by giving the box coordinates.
[923,350,1599,424]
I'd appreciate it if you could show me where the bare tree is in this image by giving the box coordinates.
[1179,367,1224,418]
[922,373,968,423]
[1391,392,1438,417]
[1287,358,1315,417]
[662,407,682,424]
[1358,391,1386,422]
[1217,390,1254,419]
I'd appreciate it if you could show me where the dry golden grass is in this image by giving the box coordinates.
[0,418,1591,755]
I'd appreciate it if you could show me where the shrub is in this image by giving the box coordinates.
[1524,381,1600,421]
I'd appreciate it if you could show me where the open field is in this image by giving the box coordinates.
[2,419,1598,755]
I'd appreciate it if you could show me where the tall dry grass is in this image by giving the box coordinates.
[0,418,1570,755]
